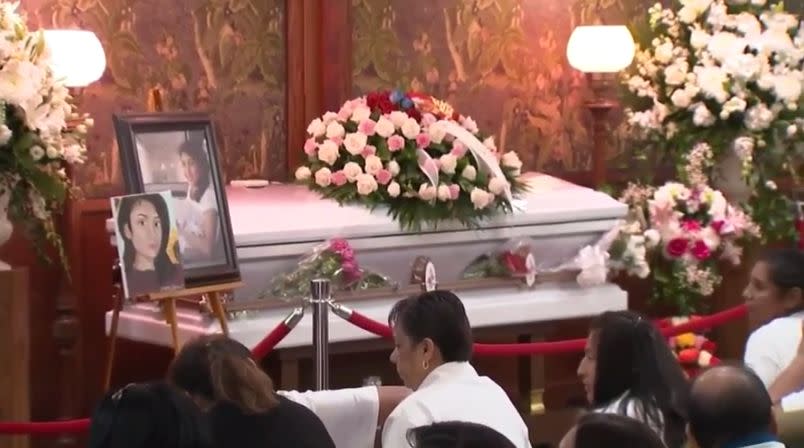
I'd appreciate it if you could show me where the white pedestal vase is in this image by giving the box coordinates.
[0,189,12,271]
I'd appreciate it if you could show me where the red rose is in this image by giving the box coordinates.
[691,240,711,261]
[711,220,725,234]
[500,251,528,274]
[407,107,422,122]
[678,348,699,364]
[681,219,701,232]
[666,238,689,258]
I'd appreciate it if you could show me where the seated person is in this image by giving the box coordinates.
[687,365,783,448]
[577,310,689,448]
[559,413,665,448]
[168,335,335,448]
[87,382,210,448]
[407,421,516,448]
[381,290,531,448]
[743,249,804,387]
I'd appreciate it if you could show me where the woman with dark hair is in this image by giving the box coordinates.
[381,290,531,448]
[87,382,210,448]
[407,421,516,448]
[115,193,183,298]
[167,335,335,448]
[559,413,665,448]
[743,249,804,386]
[576,310,688,448]
[176,139,220,265]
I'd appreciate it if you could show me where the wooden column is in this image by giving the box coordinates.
[0,267,30,448]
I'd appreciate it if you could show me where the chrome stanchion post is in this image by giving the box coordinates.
[310,279,330,390]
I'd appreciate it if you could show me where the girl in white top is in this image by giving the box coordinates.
[176,140,220,266]
[381,290,531,448]
[575,310,689,448]
[742,249,804,410]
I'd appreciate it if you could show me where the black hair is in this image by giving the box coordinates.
[687,364,773,448]
[759,248,804,292]
[178,139,211,203]
[407,421,515,448]
[388,290,473,362]
[115,193,178,290]
[87,382,210,448]
[168,335,278,414]
[573,413,665,448]
[589,310,689,448]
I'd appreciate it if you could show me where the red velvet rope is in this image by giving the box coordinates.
[0,318,295,436]
[345,304,748,357]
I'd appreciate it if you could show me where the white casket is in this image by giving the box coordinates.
[107,172,629,349]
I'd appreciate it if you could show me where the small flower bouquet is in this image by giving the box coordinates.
[611,181,759,312]
[294,90,528,230]
[0,2,91,267]
[660,316,720,378]
[462,239,537,286]
[262,238,395,301]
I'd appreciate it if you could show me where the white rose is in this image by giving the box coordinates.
[314,167,332,187]
[321,112,338,124]
[355,173,378,196]
[437,184,451,201]
[678,6,698,23]
[707,32,746,63]
[720,96,747,119]
[387,160,400,176]
[488,177,509,196]
[692,103,716,127]
[664,63,688,86]
[733,136,755,161]
[654,41,674,64]
[351,105,372,123]
[462,117,479,133]
[765,180,778,190]
[787,124,797,137]
[462,165,477,181]
[30,145,44,161]
[701,226,721,250]
[343,161,362,182]
[735,12,762,37]
[501,151,523,176]
[428,122,446,144]
[295,166,312,181]
[695,66,729,103]
[343,132,368,156]
[644,229,661,248]
[325,121,345,139]
[46,146,60,159]
[364,154,383,175]
[440,154,458,174]
[744,104,775,131]
[418,184,437,201]
[757,73,775,91]
[317,140,339,166]
[389,111,409,128]
[671,89,693,108]
[483,136,497,152]
[690,28,711,49]
[0,124,11,145]
[375,117,395,138]
[401,118,421,139]
[387,181,401,198]
[307,118,326,137]
[470,188,492,209]
[774,74,802,103]
[723,53,761,81]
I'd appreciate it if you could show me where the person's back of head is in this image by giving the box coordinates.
[561,413,665,448]
[407,421,516,448]
[168,334,278,413]
[688,364,775,448]
[88,382,209,448]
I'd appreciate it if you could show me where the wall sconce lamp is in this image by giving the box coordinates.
[567,25,635,187]
[42,29,106,104]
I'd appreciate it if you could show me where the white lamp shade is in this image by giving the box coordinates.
[566,25,636,73]
[43,30,106,87]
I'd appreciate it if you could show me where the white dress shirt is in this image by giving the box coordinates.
[744,312,804,411]
[280,387,380,448]
[381,362,531,448]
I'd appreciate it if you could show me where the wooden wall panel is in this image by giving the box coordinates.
[0,268,30,448]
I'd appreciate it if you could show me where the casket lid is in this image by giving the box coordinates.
[227,173,626,247]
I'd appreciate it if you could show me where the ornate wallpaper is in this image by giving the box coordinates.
[19,0,286,197]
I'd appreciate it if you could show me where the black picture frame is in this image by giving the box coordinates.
[113,112,240,287]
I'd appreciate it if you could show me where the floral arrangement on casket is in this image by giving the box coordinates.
[0,2,90,267]
[262,238,395,301]
[462,239,537,286]
[294,90,528,230]
[659,316,721,378]
[609,179,759,313]
[622,0,804,243]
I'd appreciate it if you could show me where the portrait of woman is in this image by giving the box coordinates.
[113,192,185,298]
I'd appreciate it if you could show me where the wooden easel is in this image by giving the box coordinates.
[105,278,242,389]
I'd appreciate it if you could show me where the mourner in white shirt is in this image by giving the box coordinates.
[380,290,531,448]
[574,310,689,448]
[742,249,804,410]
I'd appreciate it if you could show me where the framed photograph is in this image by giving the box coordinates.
[113,112,240,287]
[111,192,185,299]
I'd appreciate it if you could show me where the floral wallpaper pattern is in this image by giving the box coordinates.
[20,0,286,197]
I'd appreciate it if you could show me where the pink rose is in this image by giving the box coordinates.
[330,135,343,146]
[337,105,353,121]
[303,138,317,156]
[361,145,377,157]
[691,240,711,261]
[340,260,361,282]
[330,238,350,254]
[666,238,689,258]
[388,135,405,152]
[416,133,431,149]
[448,184,460,200]
[331,170,348,186]
[681,219,702,232]
[375,169,393,185]
[358,119,377,136]
[450,140,467,157]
